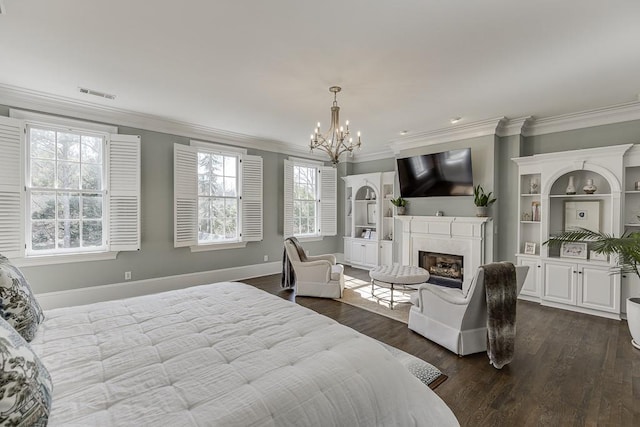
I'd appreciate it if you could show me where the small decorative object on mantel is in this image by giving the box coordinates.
[583,179,597,194]
[435,210,444,217]
[473,185,496,217]
[390,197,408,215]
[565,176,576,195]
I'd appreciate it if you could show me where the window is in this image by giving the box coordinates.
[0,111,141,265]
[283,159,337,239]
[197,152,239,243]
[174,141,263,250]
[293,165,318,237]
[26,125,106,254]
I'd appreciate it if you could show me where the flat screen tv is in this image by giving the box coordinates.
[397,148,474,197]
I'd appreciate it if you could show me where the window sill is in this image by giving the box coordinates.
[13,251,118,267]
[190,241,247,252]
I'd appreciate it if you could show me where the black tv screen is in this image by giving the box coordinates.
[397,148,474,197]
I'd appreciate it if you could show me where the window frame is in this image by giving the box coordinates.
[5,109,141,267]
[24,123,109,256]
[292,163,321,239]
[196,148,241,246]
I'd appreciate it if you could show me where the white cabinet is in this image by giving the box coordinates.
[343,172,395,268]
[350,240,378,267]
[513,144,633,320]
[542,259,619,315]
[543,261,576,305]
[517,256,541,299]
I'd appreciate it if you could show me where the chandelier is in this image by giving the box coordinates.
[309,86,362,166]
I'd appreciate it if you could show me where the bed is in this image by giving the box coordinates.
[30,281,458,426]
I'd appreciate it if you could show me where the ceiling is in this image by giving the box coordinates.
[1,0,639,157]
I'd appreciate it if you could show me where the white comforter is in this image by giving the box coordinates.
[31,282,458,426]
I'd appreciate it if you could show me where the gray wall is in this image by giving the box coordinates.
[1,106,342,293]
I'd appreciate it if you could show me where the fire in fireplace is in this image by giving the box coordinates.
[419,251,463,289]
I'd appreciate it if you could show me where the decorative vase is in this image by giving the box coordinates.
[565,176,576,195]
[476,206,488,217]
[529,178,539,194]
[365,188,371,200]
[396,206,406,215]
[583,179,597,194]
[627,297,640,350]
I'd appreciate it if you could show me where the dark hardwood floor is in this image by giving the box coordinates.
[243,266,639,427]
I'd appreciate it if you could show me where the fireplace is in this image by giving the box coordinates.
[419,251,463,289]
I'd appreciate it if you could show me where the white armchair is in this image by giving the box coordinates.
[408,265,529,356]
[284,239,345,298]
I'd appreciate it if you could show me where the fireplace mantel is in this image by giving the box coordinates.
[398,216,493,292]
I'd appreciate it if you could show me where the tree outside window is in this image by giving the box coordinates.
[28,127,105,253]
[293,165,318,236]
[197,152,239,243]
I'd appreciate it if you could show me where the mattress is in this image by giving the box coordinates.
[31,282,458,426]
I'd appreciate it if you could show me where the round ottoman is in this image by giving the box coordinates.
[369,264,430,309]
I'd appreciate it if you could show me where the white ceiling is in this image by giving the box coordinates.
[1,0,639,155]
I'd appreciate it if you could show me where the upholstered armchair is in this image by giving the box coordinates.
[408,265,529,356]
[284,239,345,298]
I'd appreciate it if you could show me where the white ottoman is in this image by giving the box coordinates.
[369,264,430,309]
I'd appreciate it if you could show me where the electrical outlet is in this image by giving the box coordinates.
[263,255,268,262]
[125,271,132,280]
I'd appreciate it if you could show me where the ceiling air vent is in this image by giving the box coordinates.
[78,87,116,100]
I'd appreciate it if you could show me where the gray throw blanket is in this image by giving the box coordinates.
[482,262,517,369]
[281,237,307,289]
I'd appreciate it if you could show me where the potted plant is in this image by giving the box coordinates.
[390,197,408,215]
[473,185,496,217]
[546,228,640,350]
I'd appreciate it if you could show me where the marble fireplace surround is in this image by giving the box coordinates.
[398,216,493,293]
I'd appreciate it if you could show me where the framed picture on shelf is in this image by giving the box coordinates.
[367,204,377,224]
[363,229,372,239]
[560,242,588,259]
[589,250,608,262]
[523,242,536,255]
[564,201,600,232]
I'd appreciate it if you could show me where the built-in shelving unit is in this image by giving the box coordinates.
[513,144,635,320]
[343,172,395,268]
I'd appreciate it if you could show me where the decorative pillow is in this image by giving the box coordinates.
[0,255,45,341]
[0,316,52,426]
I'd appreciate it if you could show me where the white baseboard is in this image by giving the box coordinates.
[36,261,282,310]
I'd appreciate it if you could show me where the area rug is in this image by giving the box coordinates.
[335,273,414,324]
[379,340,447,390]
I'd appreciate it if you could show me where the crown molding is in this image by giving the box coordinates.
[350,148,395,163]
[389,117,506,154]
[497,116,534,137]
[0,83,326,160]
[526,100,640,136]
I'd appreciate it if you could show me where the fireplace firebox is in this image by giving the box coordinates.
[419,251,463,289]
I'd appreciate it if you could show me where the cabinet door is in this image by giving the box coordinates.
[380,241,393,266]
[350,241,365,265]
[579,266,618,313]
[364,242,378,266]
[543,262,577,305]
[518,257,540,298]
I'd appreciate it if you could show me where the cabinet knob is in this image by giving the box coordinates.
[578,271,582,274]
[623,275,627,278]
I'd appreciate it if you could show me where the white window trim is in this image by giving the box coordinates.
[10,109,118,134]
[190,140,245,252]
[287,157,323,240]
[24,124,109,256]
[3,111,141,266]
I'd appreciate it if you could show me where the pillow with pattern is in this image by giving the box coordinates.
[0,316,52,426]
[0,255,45,341]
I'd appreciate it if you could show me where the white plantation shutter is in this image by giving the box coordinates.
[283,159,294,238]
[0,117,23,258]
[241,155,263,242]
[320,166,337,236]
[108,134,141,251]
[174,144,198,247]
